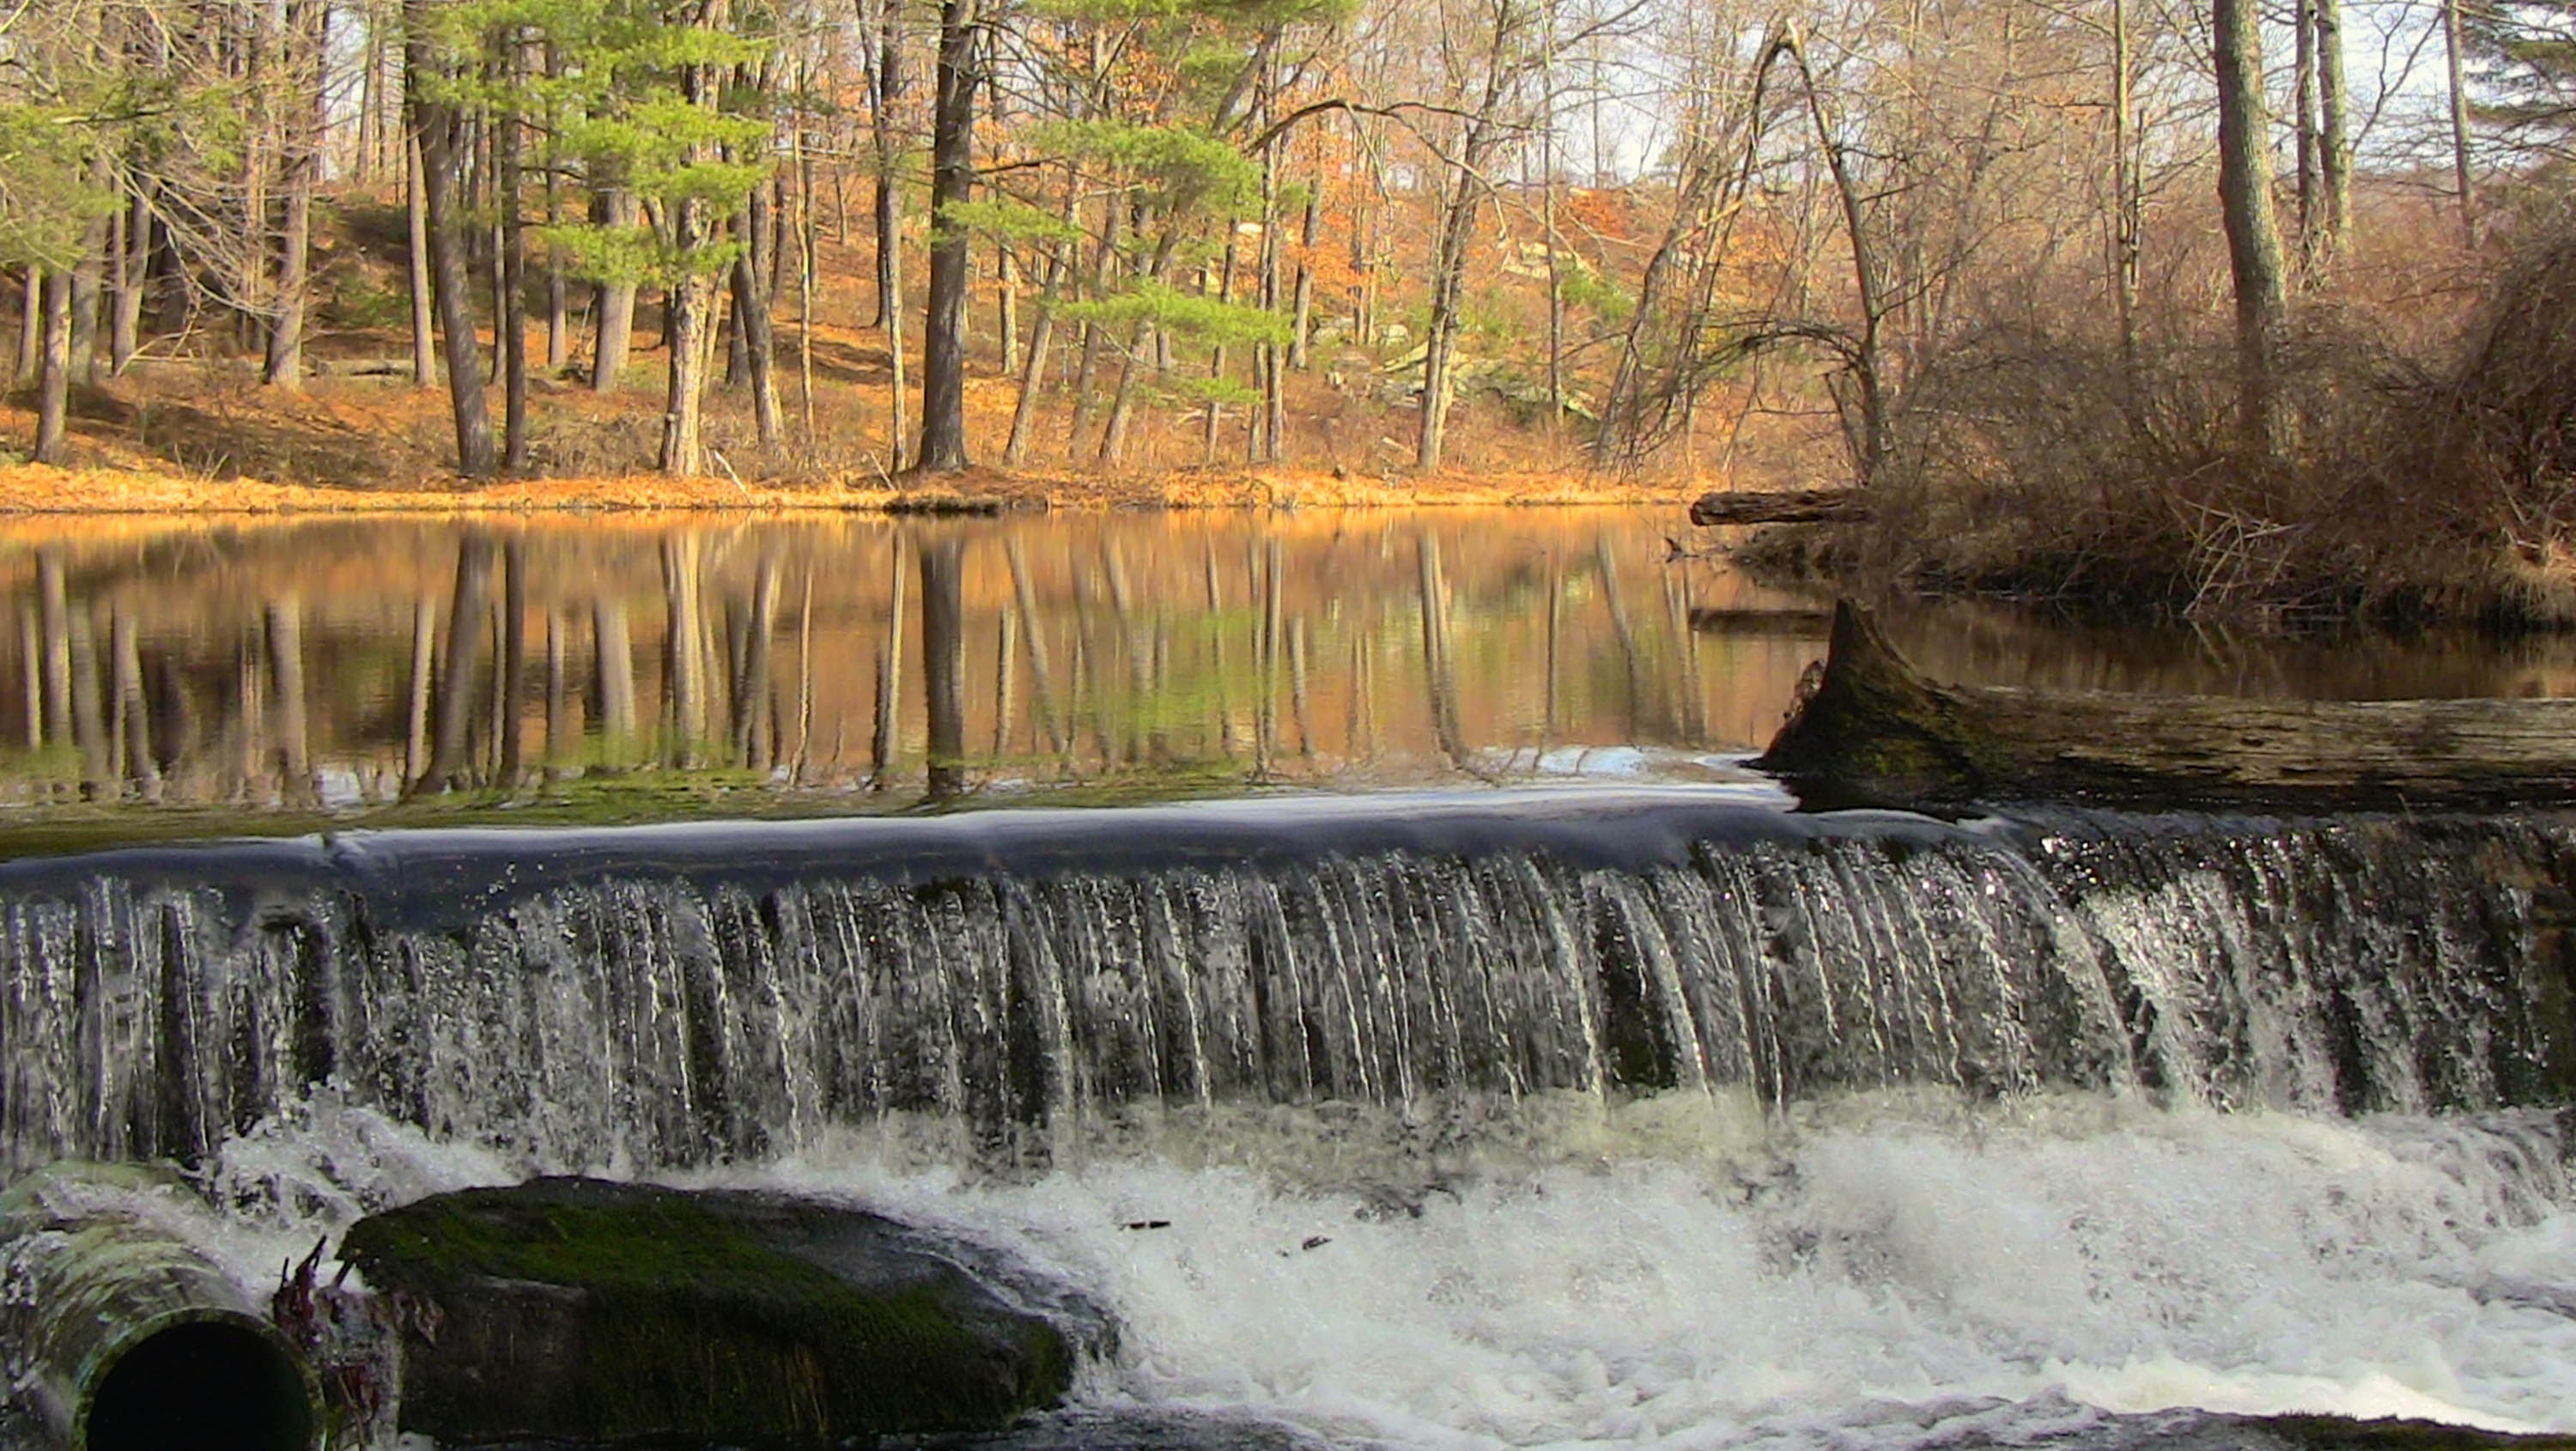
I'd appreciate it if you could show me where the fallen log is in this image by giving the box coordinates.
[0,1163,322,1451]
[1758,602,2576,808]
[1688,488,1872,526]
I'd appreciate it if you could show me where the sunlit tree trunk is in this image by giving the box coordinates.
[408,0,500,477]
[2215,0,2288,456]
[731,213,782,449]
[33,270,70,466]
[265,0,322,389]
[498,31,531,471]
[408,135,437,388]
[15,270,39,384]
[2315,0,2349,274]
[914,0,978,471]
[590,191,637,391]
[658,3,729,478]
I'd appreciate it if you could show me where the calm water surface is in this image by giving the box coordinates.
[2,506,2568,822]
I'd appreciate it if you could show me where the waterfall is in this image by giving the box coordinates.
[6,790,2573,1175]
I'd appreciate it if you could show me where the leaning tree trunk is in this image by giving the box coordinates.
[1414,130,1486,472]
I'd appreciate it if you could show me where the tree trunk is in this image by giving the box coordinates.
[33,270,70,465]
[871,4,903,331]
[264,0,322,391]
[590,191,637,391]
[111,185,149,377]
[68,176,109,388]
[2293,0,2318,258]
[544,44,568,372]
[1415,146,1482,471]
[2111,0,2139,379]
[1004,186,1072,466]
[1067,196,1116,444]
[997,246,1020,377]
[1289,185,1317,371]
[1776,27,1889,484]
[408,133,438,388]
[731,216,782,448]
[498,39,531,471]
[2315,0,2349,274]
[1205,240,1236,464]
[408,7,501,477]
[2214,0,2289,458]
[265,154,311,389]
[1256,138,1283,463]
[2445,0,2476,247]
[661,255,716,477]
[16,270,39,384]
[914,0,977,472]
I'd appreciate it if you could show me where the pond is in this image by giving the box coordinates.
[2,505,2567,829]
[13,507,2576,1451]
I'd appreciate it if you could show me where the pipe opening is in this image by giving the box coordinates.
[85,1320,314,1451]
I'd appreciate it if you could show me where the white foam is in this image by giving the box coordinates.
[133,1090,2576,1449]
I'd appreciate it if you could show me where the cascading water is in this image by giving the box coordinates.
[5,790,2572,1173]
[11,786,2576,1448]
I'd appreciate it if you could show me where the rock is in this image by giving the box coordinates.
[338,1177,1109,1448]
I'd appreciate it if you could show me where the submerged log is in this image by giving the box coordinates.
[1759,602,2576,808]
[340,1177,1111,1448]
[1687,605,1836,637]
[0,1163,322,1451]
[1688,488,1872,526]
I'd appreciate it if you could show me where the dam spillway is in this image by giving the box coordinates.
[5,789,2572,1176]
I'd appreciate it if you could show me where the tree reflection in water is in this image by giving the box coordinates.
[2,507,2567,823]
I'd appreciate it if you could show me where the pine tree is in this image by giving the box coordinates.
[2467,0,2576,161]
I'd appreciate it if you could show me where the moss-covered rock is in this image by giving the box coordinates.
[339,1178,1107,1448]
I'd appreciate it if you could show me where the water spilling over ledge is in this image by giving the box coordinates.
[7,788,2573,1176]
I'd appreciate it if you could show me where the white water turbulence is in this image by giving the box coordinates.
[156,1088,2576,1451]
[15,793,2576,1448]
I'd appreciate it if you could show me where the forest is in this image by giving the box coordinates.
[1,0,2573,619]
